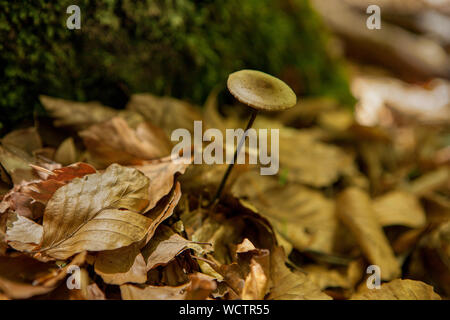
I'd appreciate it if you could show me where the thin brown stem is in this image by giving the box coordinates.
[208,109,258,206]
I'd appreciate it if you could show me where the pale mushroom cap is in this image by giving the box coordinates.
[227,70,297,111]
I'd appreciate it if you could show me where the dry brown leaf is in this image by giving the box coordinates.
[34,251,88,287]
[232,170,337,254]
[351,279,441,300]
[186,215,243,266]
[37,164,151,260]
[121,272,216,300]
[372,190,426,228]
[0,163,95,223]
[267,246,331,300]
[0,185,43,219]
[54,137,78,166]
[61,269,106,300]
[302,265,351,291]
[0,255,59,299]
[22,162,96,205]
[0,146,38,185]
[80,117,171,168]
[407,167,450,197]
[126,93,202,136]
[142,225,206,271]
[132,157,189,211]
[121,282,191,300]
[407,220,450,295]
[144,182,183,242]
[337,187,401,280]
[278,128,355,187]
[2,127,42,156]
[94,246,147,285]
[242,259,268,300]
[94,183,182,285]
[186,272,217,300]
[39,95,117,130]
[34,266,106,300]
[216,238,270,300]
[236,238,257,254]
[0,252,86,299]
[6,212,43,251]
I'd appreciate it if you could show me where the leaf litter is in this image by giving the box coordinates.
[0,91,447,300]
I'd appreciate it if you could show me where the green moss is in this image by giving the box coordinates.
[0,0,354,134]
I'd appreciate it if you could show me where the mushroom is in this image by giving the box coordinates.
[210,69,297,205]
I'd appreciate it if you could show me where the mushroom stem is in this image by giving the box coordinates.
[209,109,259,206]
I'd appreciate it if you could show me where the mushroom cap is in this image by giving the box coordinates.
[227,70,297,111]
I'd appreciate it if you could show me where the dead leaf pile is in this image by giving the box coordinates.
[0,92,447,300]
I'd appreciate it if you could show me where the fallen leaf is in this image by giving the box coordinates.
[0,146,38,185]
[38,164,151,260]
[126,93,202,136]
[94,183,182,285]
[372,190,426,228]
[6,212,43,251]
[351,279,441,300]
[407,220,450,296]
[184,213,244,266]
[2,127,42,156]
[94,247,147,285]
[0,185,43,219]
[267,247,331,300]
[22,162,96,205]
[232,170,338,254]
[302,265,351,291]
[120,282,191,300]
[278,128,355,187]
[0,253,86,299]
[337,187,401,280]
[54,137,78,166]
[121,272,216,300]
[242,258,268,300]
[185,272,217,300]
[80,117,171,168]
[132,157,189,211]
[142,225,206,271]
[214,238,270,300]
[39,95,117,130]
[0,255,58,299]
